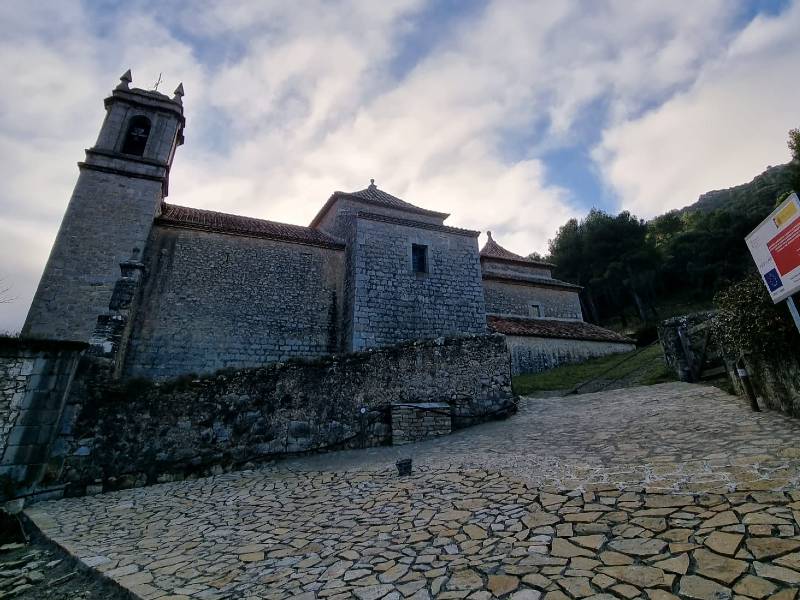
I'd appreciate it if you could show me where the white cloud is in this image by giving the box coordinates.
[595,1,800,218]
[1,0,795,332]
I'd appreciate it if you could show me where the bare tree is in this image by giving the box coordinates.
[0,277,15,304]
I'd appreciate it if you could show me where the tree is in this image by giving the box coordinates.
[789,128,800,193]
[548,209,660,324]
[789,128,800,162]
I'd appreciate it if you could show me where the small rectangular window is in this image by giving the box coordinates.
[529,303,542,318]
[412,244,428,273]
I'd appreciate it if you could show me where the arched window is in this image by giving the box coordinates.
[121,115,151,156]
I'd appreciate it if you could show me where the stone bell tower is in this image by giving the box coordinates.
[22,70,185,341]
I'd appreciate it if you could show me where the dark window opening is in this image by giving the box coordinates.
[121,115,151,156]
[529,303,542,318]
[412,244,428,273]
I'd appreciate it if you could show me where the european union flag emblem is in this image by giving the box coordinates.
[764,268,783,292]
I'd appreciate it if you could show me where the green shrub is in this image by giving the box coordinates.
[712,273,798,358]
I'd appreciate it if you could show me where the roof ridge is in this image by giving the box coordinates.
[310,182,449,228]
[479,232,554,267]
[487,315,634,344]
[158,202,344,248]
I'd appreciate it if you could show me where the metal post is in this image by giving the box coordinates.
[787,296,800,334]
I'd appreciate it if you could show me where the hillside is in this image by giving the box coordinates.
[545,157,799,336]
[679,162,796,217]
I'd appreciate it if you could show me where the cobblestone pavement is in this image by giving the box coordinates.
[24,383,800,600]
[282,382,800,493]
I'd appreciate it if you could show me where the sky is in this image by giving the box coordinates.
[1,0,798,333]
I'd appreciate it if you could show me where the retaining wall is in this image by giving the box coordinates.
[56,334,514,496]
[0,338,86,498]
[505,335,634,375]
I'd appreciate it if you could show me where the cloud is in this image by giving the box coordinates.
[1,0,796,332]
[595,1,800,218]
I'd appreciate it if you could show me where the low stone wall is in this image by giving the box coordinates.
[55,334,514,496]
[728,353,800,417]
[505,335,634,375]
[0,338,86,498]
[660,311,799,416]
[658,312,723,382]
[391,403,451,445]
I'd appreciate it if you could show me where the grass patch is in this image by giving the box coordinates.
[512,344,675,395]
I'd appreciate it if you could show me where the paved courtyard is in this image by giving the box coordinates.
[25,383,800,599]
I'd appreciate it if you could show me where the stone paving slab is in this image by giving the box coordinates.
[24,383,800,599]
[281,382,800,493]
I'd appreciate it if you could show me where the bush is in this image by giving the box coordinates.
[713,273,798,358]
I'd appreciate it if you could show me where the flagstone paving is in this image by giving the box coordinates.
[24,383,800,600]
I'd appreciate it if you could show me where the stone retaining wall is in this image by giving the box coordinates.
[660,311,799,416]
[55,334,514,496]
[727,352,800,417]
[0,338,86,498]
[505,335,634,375]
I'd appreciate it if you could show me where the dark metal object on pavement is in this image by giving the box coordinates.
[396,458,412,476]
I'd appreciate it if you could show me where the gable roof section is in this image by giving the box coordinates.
[487,315,634,344]
[156,203,344,249]
[310,182,449,228]
[480,232,554,268]
[482,272,582,291]
[357,211,480,237]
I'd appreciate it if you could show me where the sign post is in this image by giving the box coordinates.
[788,296,800,332]
[745,191,800,334]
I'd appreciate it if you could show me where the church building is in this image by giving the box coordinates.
[22,72,633,379]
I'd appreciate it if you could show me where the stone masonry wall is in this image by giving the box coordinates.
[23,169,163,342]
[658,312,720,382]
[0,355,28,454]
[737,352,800,417]
[660,312,800,415]
[483,279,583,320]
[505,335,635,376]
[0,338,86,498]
[57,335,514,495]
[123,225,345,379]
[348,215,487,351]
[391,403,451,445]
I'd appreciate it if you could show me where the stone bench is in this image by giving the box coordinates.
[390,402,451,445]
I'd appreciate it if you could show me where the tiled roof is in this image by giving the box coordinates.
[157,203,344,249]
[310,181,449,227]
[357,212,479,237]
[482,273,582,291]
[480,232,554,268]
[487,315,634,344]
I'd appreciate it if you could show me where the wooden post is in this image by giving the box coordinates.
[736,358,760,412]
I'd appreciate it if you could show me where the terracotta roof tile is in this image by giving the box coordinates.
[487,315,634,344]
[348,182,448,215]
[157,203,344,249]
[357,211,479,237]
[480,232,554,267]
[482,272,581,291]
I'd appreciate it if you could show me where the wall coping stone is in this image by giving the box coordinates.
[392,402,450,409]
